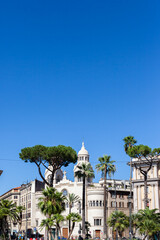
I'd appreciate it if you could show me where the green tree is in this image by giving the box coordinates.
[75,163,94,239]
[131,213,140,238]
[108,211,129,239]
[19,145,77,187]
[123,136,137,239]
[0,200,19,240]
[96,155,116,239]
[38,187,65,240]
[40,218,55,240]
[66,193,80,232]
[126,144,160,208]
[136,208,160,240]
[52,213,64,240]
[66,213,82,240]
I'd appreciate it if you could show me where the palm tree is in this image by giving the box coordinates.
[38,187,65,217]
[66,193,80,232]
[38,187,65,240]
[137,208,160,240]
[75,163,95,239]
[40,218,55,240]
[66,213,82,240]
[96,155,116,239]
[131,213,140,238]
[123,136,137,239]
[0,200,19,240]
[108,211,129,239]
[52,213,64,240]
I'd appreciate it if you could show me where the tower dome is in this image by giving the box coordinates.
[78,142,89,155]
[77,142,89,163]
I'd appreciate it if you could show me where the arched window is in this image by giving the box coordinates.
[62,189,68,196]
[96,200,99,206]
[100,201,102,207]
[93,201,95,207]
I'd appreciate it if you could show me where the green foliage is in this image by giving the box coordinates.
[38,187,65,217]
[127,145,152,158]
[75,163,95,179]
[66,213,82,240]
[96,155,116,178]
[108,211,129,238]
[0,200,20,239]
[123,136,137,153]
[66,212,81,222]
[19,145,77,186]
[136,208,160,239]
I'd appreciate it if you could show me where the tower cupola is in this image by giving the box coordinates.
[78,142,89,162]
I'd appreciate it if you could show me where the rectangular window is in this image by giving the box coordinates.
[14,196,18,199]
[94,219,101,226]
[111,192,116,199]
[119,194,123,199]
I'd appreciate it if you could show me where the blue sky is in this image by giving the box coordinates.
[0,0,160,195]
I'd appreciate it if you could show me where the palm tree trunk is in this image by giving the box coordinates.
[67,222,75,240]
[48,229,52,240]
[82,175,86,239]
[69,205,71,232]
[144,173,148,209]
[103,167,107,239]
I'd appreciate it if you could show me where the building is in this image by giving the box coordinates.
[0,187,21,234]
[45,142,133,239]
[132,157,160,212]
[0,143,132,238]
[20,179,45,236]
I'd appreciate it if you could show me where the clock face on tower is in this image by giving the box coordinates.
[62,189,68,196]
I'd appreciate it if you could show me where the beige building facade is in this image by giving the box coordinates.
[0,187,21,234]
[132,158,160,212]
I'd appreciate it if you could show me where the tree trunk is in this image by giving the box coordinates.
[67,222,75,240]
[69,205,71,232]
[103,167,107,239]
[48,229,52,240]
[144,173,148,209]
[82,175,86,239]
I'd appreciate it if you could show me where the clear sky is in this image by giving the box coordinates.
[0,0,160,195]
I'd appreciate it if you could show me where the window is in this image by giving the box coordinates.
[119,194,123,199]
[99,201,102,207]
[111,192,116,199]
[28,203,31,208]
[14,196,18,199]
[96,201,99,207]
[85,157,88,161]
[93,201,95,207]
[36,220,39,227]
[90,201,92,207]
[119,202,124,208]
[13,222,17,227]
[62,189,68,196]
[94,219,101,226]
[111,201,116,208]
